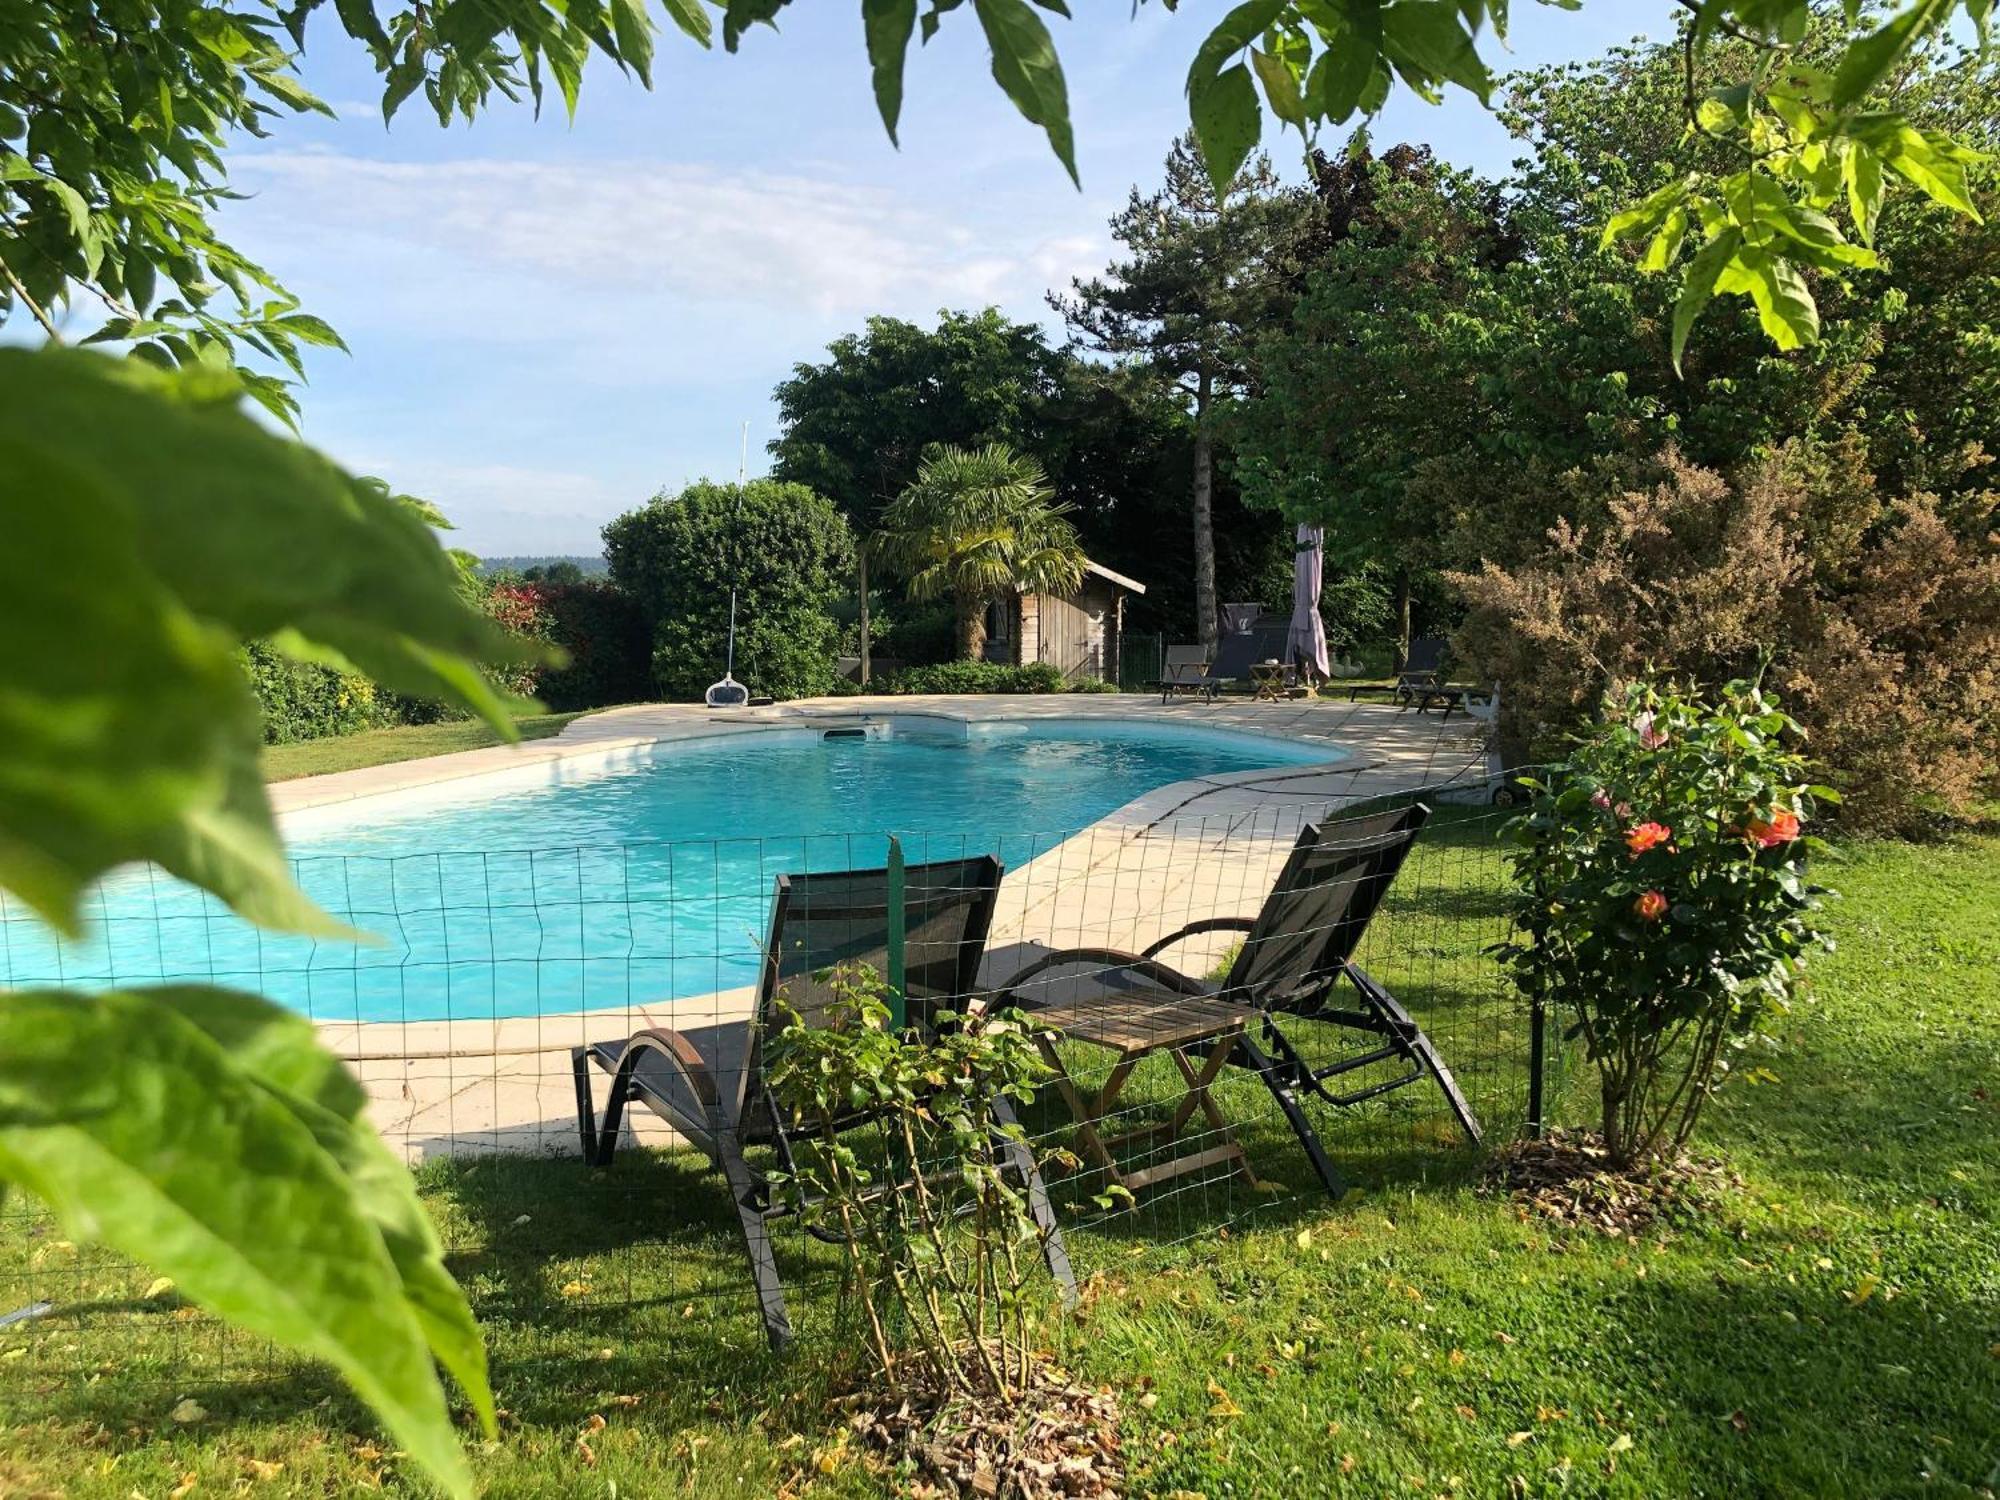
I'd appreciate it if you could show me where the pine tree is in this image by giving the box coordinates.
[1053,134,1309,650]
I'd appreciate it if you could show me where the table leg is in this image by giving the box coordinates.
[1036,1035,1140,1194]
[1167,1035,1262,1190]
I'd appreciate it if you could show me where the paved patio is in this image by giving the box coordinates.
[281,693,1495,1160]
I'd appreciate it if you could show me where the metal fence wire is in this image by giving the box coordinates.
[0,775,1566,1400]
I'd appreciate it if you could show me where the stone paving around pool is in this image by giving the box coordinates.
[275,694,1495,1162]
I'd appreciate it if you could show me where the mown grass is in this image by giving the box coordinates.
[2,829,1994,1498]
[260,712,597,782]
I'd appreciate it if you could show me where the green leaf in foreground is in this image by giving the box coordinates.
[973,0,1077,185]
[0,346,545,935]
[864,0,920,143]
[0,988,486,1498]
[1191,63,1262,196]
[0,423,339,937]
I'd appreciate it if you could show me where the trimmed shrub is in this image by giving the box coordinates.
[481,582,552,700]
[240,639,387,744]
[1450,444,2000,834]
[527,580,651,711]
[605,480,853,703]
[887,660,1066,695]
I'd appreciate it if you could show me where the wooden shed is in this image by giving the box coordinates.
[981,559,1147,685]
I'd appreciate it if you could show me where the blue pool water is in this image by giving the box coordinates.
[5,719,1339,1023]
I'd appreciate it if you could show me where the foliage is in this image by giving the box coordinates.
[526,579,653,711]
[887,660,1067,695]
[239,638,389,744]
[0,347,527,1495]
[603,478,853,702]
[872,443,1086,661]
[1235,36,2000,568]
[1499,678,1835,1168]
[762,964,1058,1400]
[0,987,492,1492]
[1054,135,1311,648]
[1451,444,2000,834]
[872,595,959,667]
[480,582,555,700]
[769,309,1070,532]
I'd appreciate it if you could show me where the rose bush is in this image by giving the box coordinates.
[1499,677,1835,1169]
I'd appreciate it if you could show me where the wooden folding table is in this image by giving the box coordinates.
[1030,991,1263,1199]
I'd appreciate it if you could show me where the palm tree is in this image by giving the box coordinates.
[873,444,1087,662]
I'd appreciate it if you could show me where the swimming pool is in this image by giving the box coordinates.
[5,717,1341,1024]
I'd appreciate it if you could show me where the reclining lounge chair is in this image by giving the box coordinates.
[994,804,1481,1197]
[1157,644,1212,703]
[573,854,1074,1347]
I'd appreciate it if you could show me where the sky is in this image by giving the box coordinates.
[209,2,1681,557]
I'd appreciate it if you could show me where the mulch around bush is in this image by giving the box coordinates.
[1480,1127,1743,1238]
[838,1363,1124,1500]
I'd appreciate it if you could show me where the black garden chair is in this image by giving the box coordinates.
[573,854,1074,1347]
[993,803,1482,1197]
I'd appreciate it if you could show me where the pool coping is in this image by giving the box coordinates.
[269,693,1494,827]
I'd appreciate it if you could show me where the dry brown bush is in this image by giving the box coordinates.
[1450,444,2000,834]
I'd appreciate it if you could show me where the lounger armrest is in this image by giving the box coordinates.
[992,946,1210,1009]
[619,1027,721,1111]
[1138,916,1257,961]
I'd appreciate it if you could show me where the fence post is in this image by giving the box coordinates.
[885,834,906,1030]
[1526,995,1547,1138]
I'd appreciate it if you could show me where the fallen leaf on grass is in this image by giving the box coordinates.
[559,1280,589,1298]
[575,1437,597,1467]
[1204,1379,1242,1418]
[243,1458,284,1481]
[1493,1331,1516,1346]
[143,1278,176,1300]
[1729,1410,1749,1433]
[1137,1391,1159,1409]
[168,1399,206,1424]
[1506,1431,1534,1449]
[1456,1405,1478,1422]
[1608,1434,1634,1454]
[1847,1274,1881,1306]
[1340,1453,1357,1474]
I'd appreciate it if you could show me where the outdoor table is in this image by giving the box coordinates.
[1030,992,1263,1200]
[1248,661,1288,702]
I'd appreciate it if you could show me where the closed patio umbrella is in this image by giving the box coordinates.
[1287,522,1330,688]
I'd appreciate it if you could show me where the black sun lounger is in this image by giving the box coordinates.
[573,854,1074,1347]
[994,803,1481,1197]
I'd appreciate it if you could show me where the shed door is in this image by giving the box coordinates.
[1036,593,1099,681]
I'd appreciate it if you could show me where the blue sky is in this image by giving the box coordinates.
[216,2,1680,556]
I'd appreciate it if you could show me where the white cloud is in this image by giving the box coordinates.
[232,150,1102,331]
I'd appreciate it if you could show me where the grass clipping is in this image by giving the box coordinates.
[1480,1127,1742,1237]
[842,1353,1124,1499]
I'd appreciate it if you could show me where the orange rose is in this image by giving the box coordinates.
[1745,808,1802,848]
[1633,890,1668,922]
[1625,821,1672,856]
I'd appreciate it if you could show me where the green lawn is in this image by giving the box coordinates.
[2,831,1994,1498]
[260,712,597,781]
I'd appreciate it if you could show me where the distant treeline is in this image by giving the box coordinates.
[478,554,608,578]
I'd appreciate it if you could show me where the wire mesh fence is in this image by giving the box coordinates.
[0,772,1560,1407]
